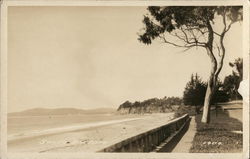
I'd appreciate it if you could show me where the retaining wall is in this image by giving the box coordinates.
[99,114,191,152]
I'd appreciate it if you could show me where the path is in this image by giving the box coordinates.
[171,116,196,153]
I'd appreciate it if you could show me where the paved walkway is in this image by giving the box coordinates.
[171,116,196,153]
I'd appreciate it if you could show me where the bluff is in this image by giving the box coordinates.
[117,97,182,114]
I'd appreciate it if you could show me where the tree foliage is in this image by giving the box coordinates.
[229,58,243,80]
[183,74,229,107]
[138,6,242,84]
[138,6,242,123]
[183,74,206,106]
[223,58,243,100]
[139,6,242,46]
[211,81,230,103]
[117,97,182,113]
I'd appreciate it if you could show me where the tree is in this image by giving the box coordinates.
[117,97,183,114]
[138,6,242,123]
[223,74,242,100]
[183,73,206,107]
[223,58,243,100]
[183,74,229,111]
[229,58,243,81]
[117,100,132,111]
[211,80,229,103]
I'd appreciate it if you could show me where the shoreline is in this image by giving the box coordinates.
[8,117,142,142]
[8,113,175,153]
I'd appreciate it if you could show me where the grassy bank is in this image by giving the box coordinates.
[190,102,243,153]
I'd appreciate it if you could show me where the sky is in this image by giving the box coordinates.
[8,6,243,112]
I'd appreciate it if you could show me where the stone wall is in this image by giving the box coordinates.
[99,114,191,152]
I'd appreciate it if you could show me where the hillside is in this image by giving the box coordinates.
[8,107,116,116]
[117,97,182,114]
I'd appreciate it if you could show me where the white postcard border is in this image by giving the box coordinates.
[1,0,249,159]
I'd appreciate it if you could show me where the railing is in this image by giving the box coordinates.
[99,114,190,152]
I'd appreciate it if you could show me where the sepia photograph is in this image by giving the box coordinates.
[1,1,249,158]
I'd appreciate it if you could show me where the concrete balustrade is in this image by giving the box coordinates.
[99,114,191,152]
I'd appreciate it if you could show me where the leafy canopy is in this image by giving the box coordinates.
[223,58,243,100]
[183,73,230,106]
[139,6,242,45]
[229,58,243,80]
[183,74,207,106]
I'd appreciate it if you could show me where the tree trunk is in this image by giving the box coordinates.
[201,48,217,124]
[201,18,227,123]
[201,77,214,123]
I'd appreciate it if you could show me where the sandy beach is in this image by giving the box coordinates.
[8,113,175,153]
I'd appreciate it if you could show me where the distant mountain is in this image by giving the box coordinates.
[8,107,116,116]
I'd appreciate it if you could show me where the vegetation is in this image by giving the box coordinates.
[138,6,242,123]
[229,58,243,80]
[183,74,207,107]
[118,57,242,116]
[223,58,243,100]
[183,74,230,107]
[117,97,182,114]
[223,75,242,100]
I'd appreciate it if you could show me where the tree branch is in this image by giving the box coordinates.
[180,27,190,43]
[213,31,221,37]
[159,34,206,48]
[225,21,233,33]
[214,11,228,80]
[214,42,221,57]
[180,27,207,46]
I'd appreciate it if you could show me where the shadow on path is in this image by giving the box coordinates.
[170,116,197,153]
[158,117,191,152]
